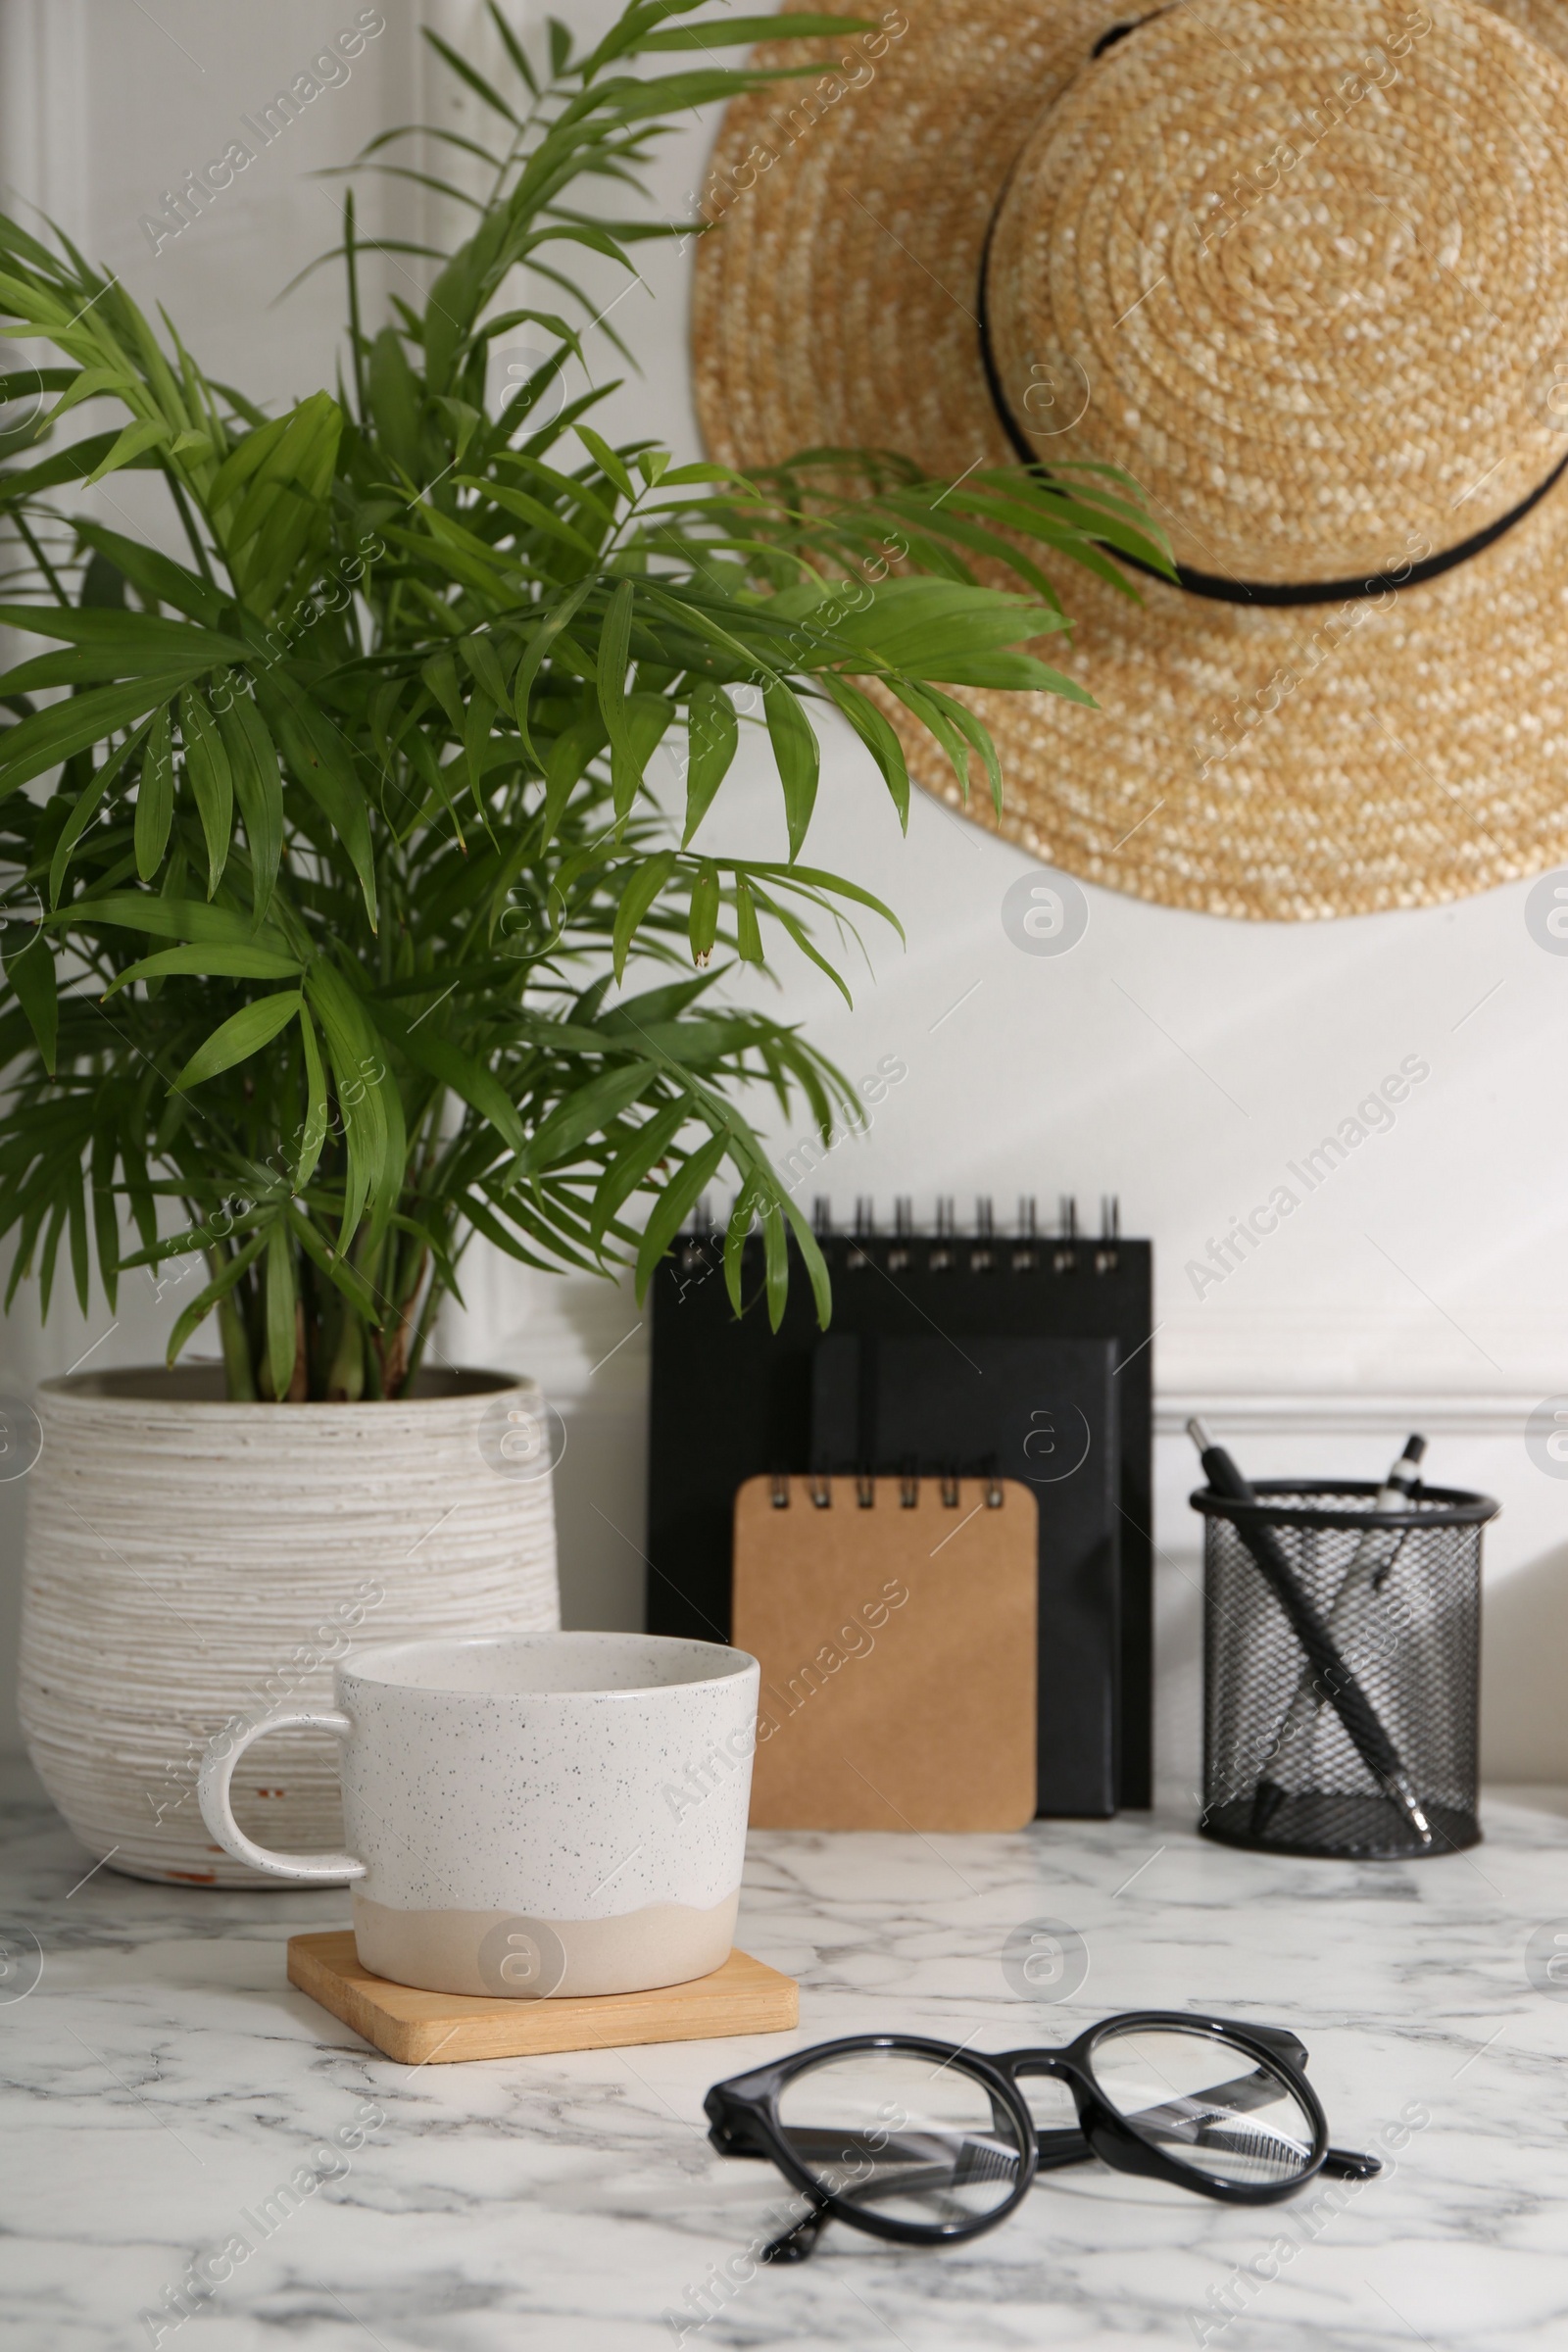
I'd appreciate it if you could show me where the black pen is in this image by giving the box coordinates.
[1250,1435,1428,1838]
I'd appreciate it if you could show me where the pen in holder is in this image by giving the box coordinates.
[1190,1435,1496,1859]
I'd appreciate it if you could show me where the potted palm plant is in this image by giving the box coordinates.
[0,0,1167,1881]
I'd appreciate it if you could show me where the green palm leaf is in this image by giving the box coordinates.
[174,992,305,1089]
[0,0,1167,1398]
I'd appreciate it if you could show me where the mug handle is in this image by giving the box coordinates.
[197,1705,367,1883]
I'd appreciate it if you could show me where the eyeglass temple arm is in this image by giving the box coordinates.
[1032,2122,1377,2180]
[1017,2056,1285,2168]
[760,2200,829,2264]
[760,2137,1023,2264]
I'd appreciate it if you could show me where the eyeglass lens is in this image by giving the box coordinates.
[1088,2024,1317,2188]
[774,2047,1027,2229]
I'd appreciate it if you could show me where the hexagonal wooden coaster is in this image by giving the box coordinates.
[287,1931,798,2065]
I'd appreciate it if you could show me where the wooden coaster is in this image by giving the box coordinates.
[286,1931,798,2065]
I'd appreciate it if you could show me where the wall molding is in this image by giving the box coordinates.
[1155,1391,1543,1437]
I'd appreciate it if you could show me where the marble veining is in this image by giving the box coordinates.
[3,1759,1567,2349]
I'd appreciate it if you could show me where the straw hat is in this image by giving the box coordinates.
[692,0,1568,918]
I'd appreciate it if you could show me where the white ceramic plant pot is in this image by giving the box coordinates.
[18,1366,560,1886]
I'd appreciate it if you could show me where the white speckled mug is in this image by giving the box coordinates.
[198,1632,759,1998]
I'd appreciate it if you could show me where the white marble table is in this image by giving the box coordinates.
[3,1757,1567,2352]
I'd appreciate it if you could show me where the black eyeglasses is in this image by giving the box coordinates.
[706,2012,1381,2262]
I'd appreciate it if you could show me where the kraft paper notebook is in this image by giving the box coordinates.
[810,1334,1120,1819]
[731,1474,1038,1833]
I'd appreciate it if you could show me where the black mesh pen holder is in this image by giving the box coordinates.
[1195,1480,1497,1860]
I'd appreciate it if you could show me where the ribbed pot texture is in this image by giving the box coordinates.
[18,1366,560,1886]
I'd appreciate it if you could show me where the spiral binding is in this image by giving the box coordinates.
[696,1196,1121,1259]
[768,1471,1004,1509]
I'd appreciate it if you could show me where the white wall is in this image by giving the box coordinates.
[3,3,1567,1790]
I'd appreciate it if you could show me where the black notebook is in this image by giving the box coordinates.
[644,1214,1152,1807]
[811,1334,1120,1817]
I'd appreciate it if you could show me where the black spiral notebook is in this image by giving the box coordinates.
[644,1200,1153,1812]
